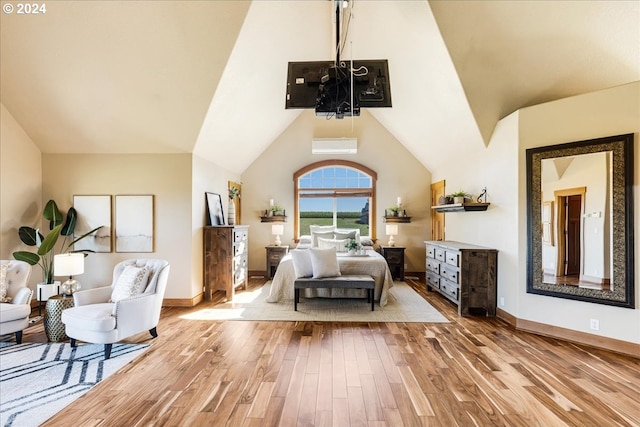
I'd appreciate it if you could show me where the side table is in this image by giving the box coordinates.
[265,245,289,279]
[381,246,405,281]
[44,294,74,342]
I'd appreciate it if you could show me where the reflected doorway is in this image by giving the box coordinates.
[554,187,585,280]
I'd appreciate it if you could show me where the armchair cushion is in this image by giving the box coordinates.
[61,303,116,332]
[0,303,31,323]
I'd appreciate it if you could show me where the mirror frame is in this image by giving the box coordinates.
[526,133,635,308]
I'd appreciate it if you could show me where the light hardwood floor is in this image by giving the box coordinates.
[23,278,640,427]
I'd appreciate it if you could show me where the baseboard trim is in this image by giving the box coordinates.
[497,309,638,358]
[163,293,203,307]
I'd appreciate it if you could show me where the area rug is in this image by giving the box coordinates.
[0,342,149,427]
[182,281,449,323]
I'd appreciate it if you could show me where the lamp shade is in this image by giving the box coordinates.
[54,253,84,276]
[271,224,284,235]
[385,224,398,236]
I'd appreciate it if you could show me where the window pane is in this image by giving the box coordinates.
[337,197,369,236]
[299,197,334,236]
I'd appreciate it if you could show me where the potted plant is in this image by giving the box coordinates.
[13,200,103,285]
[228,186,240,225]
[345,238,359,255]
[447,190,471,204]
[386,206,400,217]
[271,204,285,216]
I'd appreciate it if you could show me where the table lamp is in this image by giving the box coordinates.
[272,224,284,246]
[385,224,398,247]
[54,253,84,296]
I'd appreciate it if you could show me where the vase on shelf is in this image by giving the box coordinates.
[228,200,236,225]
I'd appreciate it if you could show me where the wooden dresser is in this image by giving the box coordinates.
[424,240,498,317]
[204,225,249,301]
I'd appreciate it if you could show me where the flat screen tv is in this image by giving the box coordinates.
[285,59,392,118]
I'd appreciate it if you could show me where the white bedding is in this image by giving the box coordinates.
[266,249,394,307]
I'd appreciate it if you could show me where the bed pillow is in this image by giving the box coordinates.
[360,237,374,247]
[335,229,361,243]
[318,237,347,252]
[309,248,341,279]
[311,230,335,247]
[290,249,313,278]
[309,225,335,234]
[111,265,151,302]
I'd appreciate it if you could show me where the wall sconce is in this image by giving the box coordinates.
[385,224,398,247]
[272,224,284,246]
[54,253,84,296]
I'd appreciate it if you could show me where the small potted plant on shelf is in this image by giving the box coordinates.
[447,190,471,204]
[271,204,285,217]
[386,206,400,217]
[345,238,359,255]
[227,186,240,225]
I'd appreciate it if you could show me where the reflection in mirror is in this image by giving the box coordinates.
[527,134,634,308]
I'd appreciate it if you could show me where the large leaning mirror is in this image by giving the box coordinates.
[526,133,635,308]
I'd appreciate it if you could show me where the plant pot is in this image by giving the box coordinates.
[453,196,465,204]
[348,249,356,255]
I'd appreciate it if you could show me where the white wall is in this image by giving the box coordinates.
[191,154,240,299]
[41,153,194,300]
[0,103,42,288]
[241,110,432,273]
[518,81,639,344]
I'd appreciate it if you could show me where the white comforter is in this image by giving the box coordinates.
[266,249,394,307]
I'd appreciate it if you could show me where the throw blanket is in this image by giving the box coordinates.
[266,250,394,306]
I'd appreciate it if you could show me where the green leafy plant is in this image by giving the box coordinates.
[270,204,284,212]
[447,190,471,198]
[13,200,103,284]
[228,186,240,200]
[345,239,359,251]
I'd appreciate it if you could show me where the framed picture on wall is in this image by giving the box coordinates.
[205,192,225,226]
[115,195,154,252]
[72,195,112,252]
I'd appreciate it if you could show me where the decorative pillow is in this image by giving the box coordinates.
[335,228,361,243]
[360,237,374,247]
[318,237,347,252]
[290,249,313,278]
[0,262,11,303]
[309,248,341,279]
[111,265,151,302]
[298,235,312,245]
[311,230,335,247]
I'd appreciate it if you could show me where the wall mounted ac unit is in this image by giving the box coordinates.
[311,137,357,154]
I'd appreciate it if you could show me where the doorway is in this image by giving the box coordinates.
[554,187,585,279]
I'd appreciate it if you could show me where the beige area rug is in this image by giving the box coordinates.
[183,281,449,323]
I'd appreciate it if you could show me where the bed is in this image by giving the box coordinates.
[266,249,394,307]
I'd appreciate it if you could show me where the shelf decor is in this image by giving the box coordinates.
[431,202,490,213]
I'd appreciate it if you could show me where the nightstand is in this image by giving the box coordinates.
[381,246,405,281]
[265,245,289,279]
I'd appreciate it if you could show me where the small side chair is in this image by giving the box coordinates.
[61,259,170,359]
[0,260,33,344]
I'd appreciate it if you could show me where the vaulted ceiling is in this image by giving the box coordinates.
[1,1,638,173]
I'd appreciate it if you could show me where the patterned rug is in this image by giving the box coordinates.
[183,281,450,322]
[0,342,148,427]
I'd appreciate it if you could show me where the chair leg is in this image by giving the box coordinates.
[15,331,22,344]
[149,327,158,338]
[70,338,77,347]
[104,344,112,360]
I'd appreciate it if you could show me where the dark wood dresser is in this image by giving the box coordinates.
[204,225,249,301]
[424,240,498,316]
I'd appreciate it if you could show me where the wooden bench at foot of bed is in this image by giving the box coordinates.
[293,275,376,311]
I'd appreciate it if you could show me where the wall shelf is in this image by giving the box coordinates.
[432,202,490,213]
[260,215,287,223]
[383,216,412,223]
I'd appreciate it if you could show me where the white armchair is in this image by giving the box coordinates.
[0,260,33,344]
[61,259,170,359]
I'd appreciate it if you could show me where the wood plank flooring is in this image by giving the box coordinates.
[20,278,639,427]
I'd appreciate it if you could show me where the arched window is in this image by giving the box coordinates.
[294,160,377,240]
